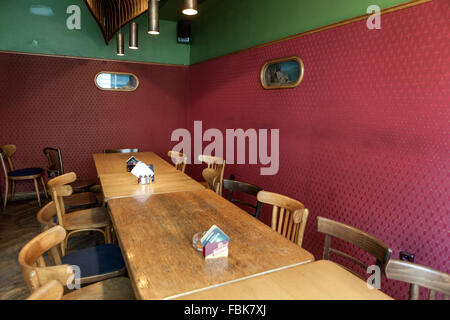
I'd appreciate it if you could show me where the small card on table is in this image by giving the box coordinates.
[126,156,139,172]
[201,225,230,259]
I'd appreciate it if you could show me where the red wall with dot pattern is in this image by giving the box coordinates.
[186,0,449,299]
[0,0,448,301]
[0,54,189,192]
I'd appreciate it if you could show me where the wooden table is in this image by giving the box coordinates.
[177,260,393,300]
[107,189,315,300]
[93,152,204,201]
[93,152,175,175]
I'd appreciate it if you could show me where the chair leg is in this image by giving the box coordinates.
[11,181,15,201]
[60,242,66,257]
[33,178,41,207]
[40,176,48,199]
[105,226,112,244]
[3,179,8,209]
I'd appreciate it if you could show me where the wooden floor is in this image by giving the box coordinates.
[0,197,104,300]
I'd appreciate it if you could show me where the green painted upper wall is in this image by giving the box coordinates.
[190,0,415,64]
[0,0,419,65]
[0,0,190,65]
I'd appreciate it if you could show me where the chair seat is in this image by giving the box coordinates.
[89,184,102,193]
[61,244,125,279]
[62,277,135,300]
[8,167,42,177]
[63,207,110,230]
[64,192,98,211]
[70,179,96,192]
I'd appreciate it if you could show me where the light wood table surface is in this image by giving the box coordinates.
[94,152,177,175]
[177,260,393,300]
[107,189,315,300]
[93,152,204,202]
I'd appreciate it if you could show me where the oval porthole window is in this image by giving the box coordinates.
[95,72,139,91]
[260,56,304,90]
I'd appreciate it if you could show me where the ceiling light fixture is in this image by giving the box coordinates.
[148,0,160,35]
[117,0,125,56]
[129,21,139,49]
[117,30,125,56]
[183,0,198,16]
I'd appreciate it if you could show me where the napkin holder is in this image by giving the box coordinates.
[131,161,155,184]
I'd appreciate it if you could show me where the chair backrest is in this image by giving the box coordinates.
[385,259,450,300]
[223,179,263,219]
[37,201,58,230]
[257,191,309,247]
[47,172,76,227]
[317,216,392,277]
[0,144,17,173]
[202,168,220,194]
[198,154,225,195]
[43,147,64,178]
[168,150,187,173]
[18,226,71,293]
[104,148,139,154]
[26,280,64,300]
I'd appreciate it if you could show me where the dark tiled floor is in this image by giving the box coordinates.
[0,198,104,300]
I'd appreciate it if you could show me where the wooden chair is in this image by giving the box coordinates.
[104,148,139,153]
[19,226,134,299]
[0,144,48,208]
[317,216,392,278]
[385,259,450,300]
[223,179,263,219]
[198,154,225,195]
[43,147,98,210]
[37,201,58,231]
[202,168,220,194]
[168,150,187,173]
[257,191,309,247]
[47,172,112,256]
[43,147,96,193]
[26,280,64,300]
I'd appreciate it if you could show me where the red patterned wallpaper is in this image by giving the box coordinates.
[187,0,449,299]
[0,54,188,192]
[0,0,448,301]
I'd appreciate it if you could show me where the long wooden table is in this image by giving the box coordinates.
[107,189,315,300]
[177,260,393,300]
[93,152,204,201]
[94,152,175,175]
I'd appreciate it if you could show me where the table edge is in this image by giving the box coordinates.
[164,258,315,301]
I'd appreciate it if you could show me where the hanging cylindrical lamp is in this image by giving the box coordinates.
[116,0,125,56]
[129,21,138,49]
[183,0,198,16]
[116,29,125,56]
[148,0,160,35]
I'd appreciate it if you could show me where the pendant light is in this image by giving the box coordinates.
[148,0,160,35]
[183,0,198,16]
[117,29,124,56]
[129,21,138,49]
[116,0,124,56]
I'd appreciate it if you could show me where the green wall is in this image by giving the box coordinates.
[0,0,190,65]
[190,0,415,64]
[0,0,419,65]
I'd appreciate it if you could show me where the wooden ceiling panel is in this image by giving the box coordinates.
[84,0,207,44]
[84,0,157,44]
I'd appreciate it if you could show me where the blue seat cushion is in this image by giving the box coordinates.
[8,167,42,177]
[61,244,125,278]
